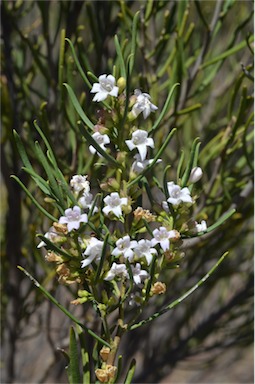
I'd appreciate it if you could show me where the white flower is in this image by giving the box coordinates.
[70,175,90,193]
[37,226,58,248]
[133,239,157,265]
[58,206,88,232]
[151,227,177,251]
[112,235,138,261]
[131,263,149,285]
[79,192,98,213]
[195,220,207,233]
[125,129,154,161]
[131,89,158,119]
[128,292,142,306]
[166,182,193,206]
[188,167,203,183]
[89,132,110,156]
[131,154,162,174]
[90,74,119,102]
[104,262,128,281]
[102,192,128,218]
[81,237,104,268]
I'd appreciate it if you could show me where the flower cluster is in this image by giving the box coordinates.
[38,73,207,309]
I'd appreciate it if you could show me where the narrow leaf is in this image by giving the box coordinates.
[17,266,111,347]
[68,327,82,384]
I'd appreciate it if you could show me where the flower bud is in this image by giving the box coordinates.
[117,77,126,92]
[188,167,203,183]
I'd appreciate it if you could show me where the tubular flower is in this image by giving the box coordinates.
[195,220,207,233]
[58,206,88,232]
[81,237,104,268]
[125,129,154,161]
[111,235,138,262]
[91,74,119,102]
[131,153,162,174]
[89,132,110,156]
[133,239,157,265]
[70,175,90,193]
[151,226,177,251]
[131,263,149,285]
[131,89,158,119]
[104,262,128,281]
[102,192,128,218]
[166,182,193,206]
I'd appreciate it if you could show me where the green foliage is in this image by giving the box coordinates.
[1,1,253,383]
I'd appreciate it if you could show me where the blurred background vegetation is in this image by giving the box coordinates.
[1,0,254,383]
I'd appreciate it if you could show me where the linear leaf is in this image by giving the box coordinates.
[17,266,111,347]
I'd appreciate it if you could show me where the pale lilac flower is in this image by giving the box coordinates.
[112,235,138,261]
[37,226,58,248]
[59,206,88,232]
[104,262,128,281]
[125,129,154,161]
[89,132,110,156]
[70,175,90,193]
[151,227,177,251]
[195,220,207,233]
[131,263,149,285]
[90,74,119,102]
[133,239,157,265]
[131,154,162,174]
[166,182,193,206]
[131,89,158,119]
[81,237,104,268]
[102,192,128,218]
[79,192,98,213]
[188,167,203,183]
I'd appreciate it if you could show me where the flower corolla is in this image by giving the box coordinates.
[131,89,158,119]
[102,192,128,218]
[133,239,157,265]
[195,220,207,233]
[104,262,128,281]
[90,74,119,102]
[151,226,177,251]
[131,154,162,174]
[79,192,98,213]
[89,132,110,156]
[37,226,58,248]
[131,263,149,285]
[59,206,88,232]
[112,235,138,261]
[70,175,90,193]
[125,129,154,161]
[81,237,104,268]
[166,182,193,206]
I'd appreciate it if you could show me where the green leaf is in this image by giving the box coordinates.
[11,175,58,222]
[114,35,126,78]
[130,252,229,330]
[124,359,136,384]
[21,166,51,195]
[65,38,91,88]
[77,326,90,384]
[17,266,111,348]
[181,138,201,187]
[129,11,140,74]
[63,83,95,129]
[149,83,180,134]
[201,35,254,69]
[68,327,82,384]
